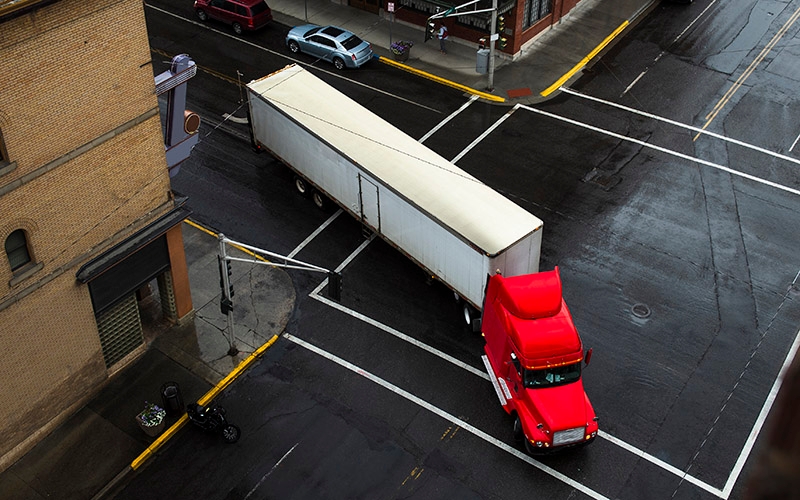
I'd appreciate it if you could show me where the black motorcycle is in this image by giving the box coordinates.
[186,402,241,443]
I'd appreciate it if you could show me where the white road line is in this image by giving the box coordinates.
[308,279,724,494]
[722,327,800,498]
[621,0,718,96]
[311,291,489,380]
[790,132,800,152]
[145,3,439,113]
[519,104,800,197]
[418,95,480,144]
[288,209,343,259]
[451,106,518,164]
[243,442,299,499]
[283,333,612,500]
[560,88,800,167]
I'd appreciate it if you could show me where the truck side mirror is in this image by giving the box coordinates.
[584,348,593,366]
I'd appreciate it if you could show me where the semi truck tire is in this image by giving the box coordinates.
[312,190,327,210]
[294,176,310,197]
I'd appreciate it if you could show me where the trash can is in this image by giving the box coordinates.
[160,381,184,417]
[476,48,490,74]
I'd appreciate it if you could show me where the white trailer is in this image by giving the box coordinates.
[247,65,543,321]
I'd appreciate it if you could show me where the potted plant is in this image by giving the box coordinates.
[136,401,167,437]
[390,40,413,62]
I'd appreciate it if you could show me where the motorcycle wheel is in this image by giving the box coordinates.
[222,424,241,443]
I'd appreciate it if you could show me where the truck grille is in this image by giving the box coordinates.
[553,427,585,446]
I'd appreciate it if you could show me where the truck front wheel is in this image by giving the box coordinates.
[513,415,524,442]
[463,303,480,333]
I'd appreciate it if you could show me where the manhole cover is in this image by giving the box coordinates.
[632,303,651,318]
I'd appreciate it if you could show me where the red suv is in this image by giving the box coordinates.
[194,0,273,35]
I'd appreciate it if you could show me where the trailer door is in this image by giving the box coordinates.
[358,175,380,231]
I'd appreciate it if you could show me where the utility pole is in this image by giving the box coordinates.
[488,0,498,91]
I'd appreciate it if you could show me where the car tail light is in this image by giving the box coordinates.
[351,54,357,61]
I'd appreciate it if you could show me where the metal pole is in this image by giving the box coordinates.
[218,233,237,355]
[487,0,498,91]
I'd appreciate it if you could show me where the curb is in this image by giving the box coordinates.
[378,55,506,103]
[92,334,280,499]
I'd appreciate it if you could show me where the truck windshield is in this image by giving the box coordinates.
[524,363,581,389]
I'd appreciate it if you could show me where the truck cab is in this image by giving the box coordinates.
[481,267,598,452]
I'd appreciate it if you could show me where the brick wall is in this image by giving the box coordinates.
[0,0,175,469]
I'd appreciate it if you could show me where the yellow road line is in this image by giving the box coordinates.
[380,56,506,103]
[541,21,629,97]
[694,5,800,141]
[131,334,279,470]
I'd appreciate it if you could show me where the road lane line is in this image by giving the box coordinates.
[519,104,800,197]
[696,5,800,140]
[419,95,479,144]
[722,327,800,498]
[283,333,612,500]
[451,106,518,164]
[144,3,439,113]
[311,290,489,380]
[288,209,343,259]
[559,88,800,168]
[621,0,718,97]
[244,443,299,499]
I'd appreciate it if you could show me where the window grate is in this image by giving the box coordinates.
[96,294,143,368]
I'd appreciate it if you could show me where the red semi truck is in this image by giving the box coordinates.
[481,267,598,452]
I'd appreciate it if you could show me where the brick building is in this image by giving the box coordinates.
[354,0,582,56]
[0,0,193,470]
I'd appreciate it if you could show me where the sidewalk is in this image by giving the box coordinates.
[269,0,659,103]
[0,0,659,498]
[0,223,295,500]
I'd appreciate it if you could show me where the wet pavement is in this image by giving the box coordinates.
[0,0,659,497]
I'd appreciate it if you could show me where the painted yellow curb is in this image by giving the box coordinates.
[130,334,279,470]
[541,20,630,97]
[184,219,271,263]
[380,56,506,103]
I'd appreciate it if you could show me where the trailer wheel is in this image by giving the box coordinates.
[294,176,310,197]
[312,190,327,210]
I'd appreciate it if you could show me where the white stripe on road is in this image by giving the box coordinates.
[288,209,343,259]
[451,106,518,164]
[283,333,612,500]
[560,87,800,168]
[418,95,479,144]
[519,104,800,197]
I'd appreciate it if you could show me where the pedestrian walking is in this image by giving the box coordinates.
[438,24,449,54]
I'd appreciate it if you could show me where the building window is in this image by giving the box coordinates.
[0,128,8,166]
[523,0,552,30]
[5,229,31,271]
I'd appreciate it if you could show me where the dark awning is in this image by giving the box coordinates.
[76,199,191,284]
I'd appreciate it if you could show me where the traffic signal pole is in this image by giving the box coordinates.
[218,235,237,355]
[217,233,341,355]
[424,0,499,91]
[488,0,498,91]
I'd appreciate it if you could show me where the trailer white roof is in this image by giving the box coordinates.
[247,65,542,256]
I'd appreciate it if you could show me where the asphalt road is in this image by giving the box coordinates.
[123,0,800,498]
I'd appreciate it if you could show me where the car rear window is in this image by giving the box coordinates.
[341,35,363,50]
[251,2,269,14]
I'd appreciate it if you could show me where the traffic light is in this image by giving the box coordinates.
[220,296,233,315]
[425,19,436,42]
[499,37,508,49]
[496,15,505,34]
[217,256,234,298]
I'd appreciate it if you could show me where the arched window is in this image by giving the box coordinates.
[5,229,31,271]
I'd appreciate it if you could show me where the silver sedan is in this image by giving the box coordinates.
[286,24,373,70]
